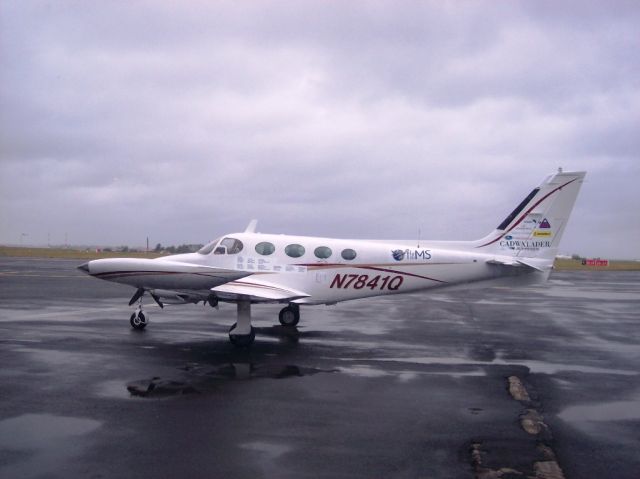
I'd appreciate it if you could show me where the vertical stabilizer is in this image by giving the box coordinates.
[475,170,586,260]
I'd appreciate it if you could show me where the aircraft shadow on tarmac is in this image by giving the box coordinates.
[122,324,342,398]
[126,361,338,398]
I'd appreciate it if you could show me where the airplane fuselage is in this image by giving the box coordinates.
[85,232,544,305]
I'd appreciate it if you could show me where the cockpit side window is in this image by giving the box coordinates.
[216,237,244,254]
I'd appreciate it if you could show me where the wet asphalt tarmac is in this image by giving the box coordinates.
[0,257,638,479]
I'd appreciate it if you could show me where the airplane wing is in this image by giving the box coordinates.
[212,277,311,303]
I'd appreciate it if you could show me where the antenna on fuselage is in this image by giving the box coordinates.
[417,227,421,248]
[245,219,258,233]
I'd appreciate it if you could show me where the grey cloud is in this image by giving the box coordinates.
[1,1,638,257]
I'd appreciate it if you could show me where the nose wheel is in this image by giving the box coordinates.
[130,308,148,330]
[128,289,148,330]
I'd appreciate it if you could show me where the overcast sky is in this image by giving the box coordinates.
[1,1,638,258]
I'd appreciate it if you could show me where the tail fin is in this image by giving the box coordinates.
[475,169,586,260]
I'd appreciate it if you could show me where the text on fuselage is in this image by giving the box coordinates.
[330,274,404,291]
[392,249,432,261]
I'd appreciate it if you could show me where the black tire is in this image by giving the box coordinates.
[130,312,147,330]
[229,323,256,347]
[278,306,300,326]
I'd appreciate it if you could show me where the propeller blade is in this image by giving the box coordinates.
[150,293,164,309]
[128,288,145,306]
[207,294,219,308]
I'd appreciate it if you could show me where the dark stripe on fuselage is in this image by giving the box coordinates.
[93,270,230,280]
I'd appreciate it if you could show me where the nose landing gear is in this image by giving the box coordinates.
[129,289,148,330]
[130,306,148,330]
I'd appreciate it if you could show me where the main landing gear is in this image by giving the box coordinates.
[124,292,301,346]
[228,302,301,347]
[229,300,256,347]
[278,304,300,327]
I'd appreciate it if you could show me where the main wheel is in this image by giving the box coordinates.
[130,311,147,330]
[229,323,256,347]
[278,306,300,326]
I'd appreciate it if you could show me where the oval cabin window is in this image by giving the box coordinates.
[255,242,275,255]
[285,244,306,258]
[341,248,357,260]
[314,246,332,259]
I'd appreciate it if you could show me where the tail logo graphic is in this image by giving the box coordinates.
[534,218,553,237]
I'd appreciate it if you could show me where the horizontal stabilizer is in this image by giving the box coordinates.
[486,258,547,272]
[212,278,310,302]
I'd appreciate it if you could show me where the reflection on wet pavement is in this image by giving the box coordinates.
[559,396,640,423]
[125,363,338,398]
[0,413,101,478]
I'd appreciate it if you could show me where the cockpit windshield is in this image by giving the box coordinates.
[197,237,221,255]
[216,237,244,254]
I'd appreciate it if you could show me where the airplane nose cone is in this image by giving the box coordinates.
[77,262,90,273]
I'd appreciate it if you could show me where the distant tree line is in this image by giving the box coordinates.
[154,243,203,254]
[98,244,203,254]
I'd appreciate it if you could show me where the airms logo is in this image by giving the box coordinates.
[392,249,432,261]
[392,250,405,261]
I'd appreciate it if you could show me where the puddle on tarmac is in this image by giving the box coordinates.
[14,347,107,367]
[0,413,101,478]
[339,365,390,378]
[492,358,638,376]
[557,395,640,445]
[0,413,101,449]
[338,363,485,380]
[372,356,638,376]
[96,379,145,399]
[536,289,639,301]
[240,441,292,459]
[559,396,640,423]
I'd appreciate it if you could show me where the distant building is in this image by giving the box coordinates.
[582,258,609,267]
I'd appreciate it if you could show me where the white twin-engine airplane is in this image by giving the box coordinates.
[79,169,585,347]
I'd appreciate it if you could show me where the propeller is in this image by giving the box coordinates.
[207,294,219,308]
[128,288,145,306]
[150,293,164,309]
[128,288,164,308]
